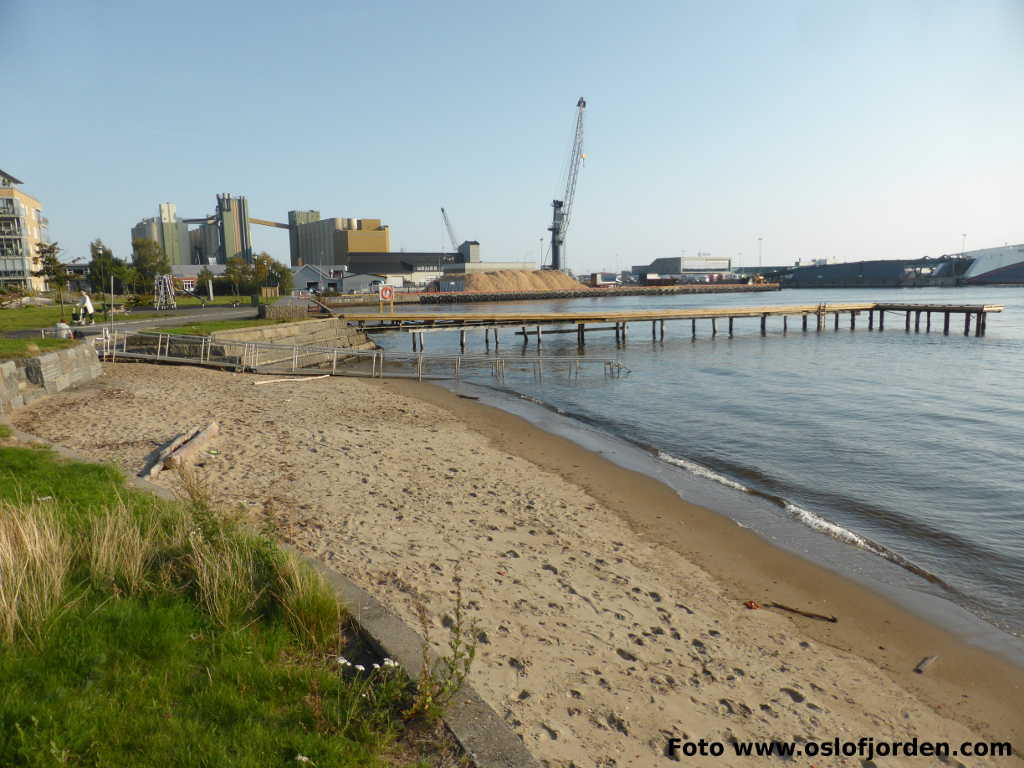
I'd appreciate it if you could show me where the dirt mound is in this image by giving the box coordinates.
[462,270,586,292]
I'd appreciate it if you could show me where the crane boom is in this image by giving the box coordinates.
[440,207,460,253]
[548,97,586,272]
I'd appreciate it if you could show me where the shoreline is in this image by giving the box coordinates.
[10,362,1024,765]
[381,377,1024,747]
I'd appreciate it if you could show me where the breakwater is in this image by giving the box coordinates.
[419,283,780,304]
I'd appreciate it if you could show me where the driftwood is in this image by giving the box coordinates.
[165,422,219,470]
[142,428,201,479]
[254,375,330,385]
[914,655,938,674]
[765,601,838,623]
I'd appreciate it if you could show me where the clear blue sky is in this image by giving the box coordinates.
[5,0,1023,273]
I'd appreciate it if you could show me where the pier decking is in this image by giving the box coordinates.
[341,302,1004,350]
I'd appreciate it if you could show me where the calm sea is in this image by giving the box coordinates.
[369,287,1024,651]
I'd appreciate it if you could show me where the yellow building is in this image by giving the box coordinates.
[0,169,48,291]
[290,215,389,267]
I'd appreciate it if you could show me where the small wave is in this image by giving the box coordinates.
[657,451,750,493]
[784,502,950,588]
[655,449,953,590]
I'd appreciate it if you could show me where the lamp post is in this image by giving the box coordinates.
[758,237,763,268]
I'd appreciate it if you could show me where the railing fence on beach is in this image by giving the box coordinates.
[92,331,629,382]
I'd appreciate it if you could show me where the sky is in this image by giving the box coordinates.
[4,0,1023,274]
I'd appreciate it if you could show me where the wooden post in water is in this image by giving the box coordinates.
[521,325,528,345]
[411,333,417,352]
[783,315,788,333]
[802,314,808,332]
[926,312,931,331]
[651,320,657,340]
[760,313,767,336]
[964,313,971,336]
[660,319,665,340]
[914,310,921,332]
[979,312,987,336]
[868,310,874,330]
[418,332,425,350]
[691,318,696,339]
[494,328,500,348]
[905,311,911,332]
[622,322,628,341]
[729,317,734,336]
[850,311,856,330]
[578,323,585,346]
[711,318,717,336]
[459,330,466,351]
[879,310,885,331]
[834,312,840,331]
[536,325,542,346]
[943,312,950,335]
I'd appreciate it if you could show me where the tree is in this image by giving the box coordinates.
[131,238,171,285]
[88,238,125,295]
[224,256,251,296]
[252,252,293,294]
[196,266,215,298]
[33,242,69,321]
[118,264,142,295]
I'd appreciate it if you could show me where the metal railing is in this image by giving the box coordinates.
[93,331,630,382]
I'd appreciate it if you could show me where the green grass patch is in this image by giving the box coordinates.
[0,338,79,360]
[0,425,11,439]
[0,444,449,766]
[158,318,285,336]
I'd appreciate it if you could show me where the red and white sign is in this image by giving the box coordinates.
[378,285,395,301]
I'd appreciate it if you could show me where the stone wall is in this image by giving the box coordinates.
[1,344,103,413]
[211,317,375,350]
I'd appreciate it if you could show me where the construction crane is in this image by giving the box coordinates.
[547,97,586,272]
[440,207,460,253]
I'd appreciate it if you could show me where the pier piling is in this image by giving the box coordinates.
[879,311,885,331]
[869,310,874,330]
[760,313,767,336]
[712,318,718,336]
[802,314,808,332]
[944,313,950,335]
[729,317,734,336]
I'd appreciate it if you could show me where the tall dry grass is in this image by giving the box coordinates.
[276,555,342,651]
[88,504,156,595]
[0,502,72,647]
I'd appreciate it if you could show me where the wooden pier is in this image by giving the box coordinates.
[341,302,1003,350]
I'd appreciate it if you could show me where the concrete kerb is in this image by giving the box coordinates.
[0,420,541,768]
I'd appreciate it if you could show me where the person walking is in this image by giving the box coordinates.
[79,291,95,325]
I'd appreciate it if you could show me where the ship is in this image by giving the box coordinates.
[962,244,1024,285]
[773,244,1024,289]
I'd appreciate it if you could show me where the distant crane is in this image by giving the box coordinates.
[547,97,586,272]
[440,207,460,253]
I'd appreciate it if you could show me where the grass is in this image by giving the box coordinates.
[0,304,165,334]
[0,443,460,766]
[0,338,78,360]
[157,318,285,336]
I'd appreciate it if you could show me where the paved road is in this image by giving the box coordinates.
[5,305,259,339]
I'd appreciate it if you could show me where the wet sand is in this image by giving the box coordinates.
[11,363,1024,767]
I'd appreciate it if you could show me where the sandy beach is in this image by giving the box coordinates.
[11,362,1024,767]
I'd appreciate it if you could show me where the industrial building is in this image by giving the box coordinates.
[130,203,191,266]
[0,169,48,291]
[131,194,252,266]
[630,256,735,283]
[287,215,390,267]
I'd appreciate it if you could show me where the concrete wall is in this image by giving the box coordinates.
[211,317,375,349]
[1,343,102,414]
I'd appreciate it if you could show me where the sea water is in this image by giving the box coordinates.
[369,286,1024,652]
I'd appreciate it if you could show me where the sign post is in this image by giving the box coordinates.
[378,284,395,313]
